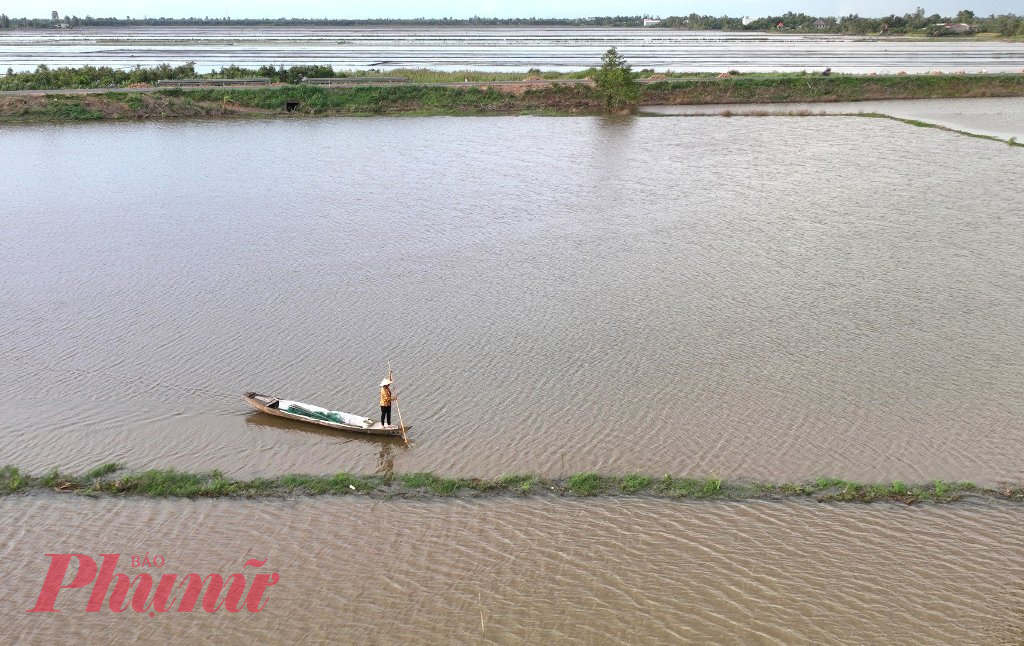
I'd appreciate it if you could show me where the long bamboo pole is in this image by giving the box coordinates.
[388,361,409,445]
[395,399,408,446]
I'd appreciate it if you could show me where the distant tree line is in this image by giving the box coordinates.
[0,15,647,28]
[0,63,452,90]
[1,62,201,90]
[0,10,1022,37]
[659,9,1022,36]
[0,62,499,90]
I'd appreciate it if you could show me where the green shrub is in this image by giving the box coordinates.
[620,473,652,493]
[567,472,610,496]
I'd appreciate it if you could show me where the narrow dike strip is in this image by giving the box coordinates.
[1,464,1022,504]
[3,73,1024,131]
[644,108,1024,146]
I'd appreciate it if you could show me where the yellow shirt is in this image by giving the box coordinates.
[380,386,392,407]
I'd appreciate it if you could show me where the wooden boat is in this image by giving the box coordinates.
[243,392,408,437]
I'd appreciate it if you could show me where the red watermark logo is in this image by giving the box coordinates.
[27,554,279,615]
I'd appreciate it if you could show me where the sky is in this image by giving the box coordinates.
[1,1,1018,19]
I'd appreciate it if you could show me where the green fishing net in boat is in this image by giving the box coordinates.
[287,405,345,424]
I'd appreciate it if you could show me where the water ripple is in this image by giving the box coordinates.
[0,114,1021,485]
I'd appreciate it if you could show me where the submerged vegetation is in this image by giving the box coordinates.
[665,108,1024,146]
[858,111,1024,146]
[2,464,1021,504]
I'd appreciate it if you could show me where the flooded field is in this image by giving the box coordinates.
[2,495,1022,643]
[2,65,1024,641]
[1,108,1021,485]
[643,96,1024,141]
[1,26,1023,73]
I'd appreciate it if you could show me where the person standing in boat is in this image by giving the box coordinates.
[379,378,394,427]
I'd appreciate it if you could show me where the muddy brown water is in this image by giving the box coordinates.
[1,111,1022,484]
[2,106,1023,643]
[2,495,1022,644]
[642,96,1024,142]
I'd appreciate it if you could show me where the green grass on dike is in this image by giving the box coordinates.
[4,72,1024,125]
[2,463,1020,504]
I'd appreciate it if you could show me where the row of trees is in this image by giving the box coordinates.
[0,63,501,90]
[1,62,200,90]
[0,14,647,28]
[660,10,1022,36]
[1,48,644,115]
[2,10,1022,36]
[975,13,1024,36]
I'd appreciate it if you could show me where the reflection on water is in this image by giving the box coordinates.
[1,26,1023,73]
[376,443,397,476]
[244,411,399,446]
[2,495,1022,643]
[1,111,1022,485]
[243,412,408,475]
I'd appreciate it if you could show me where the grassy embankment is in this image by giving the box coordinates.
[2,73,1024,125]
[679,107,1023,146]
[2,464,1022,504]
[642,72,1024,105]
[859,111,1021,145]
